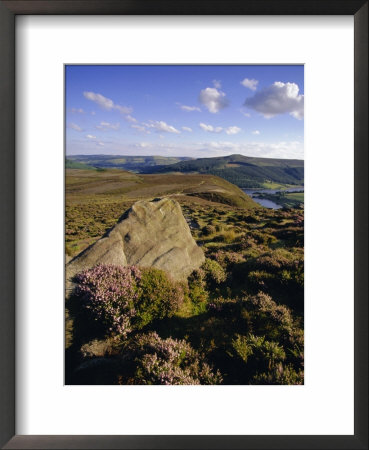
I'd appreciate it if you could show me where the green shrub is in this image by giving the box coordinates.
[252,364,303,385]
[188,269,209,306]
[135,267,185,328]
[202,258,226,285]
[232,334,254,363]
[232,333,286,370]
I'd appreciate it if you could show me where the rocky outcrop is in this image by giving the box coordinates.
[66,198,204,293]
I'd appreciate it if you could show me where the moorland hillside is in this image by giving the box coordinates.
[65,166,304,385]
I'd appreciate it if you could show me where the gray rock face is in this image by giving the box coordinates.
[66,198,204,292]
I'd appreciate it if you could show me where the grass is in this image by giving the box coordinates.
[261,181,298,189]
[285,192,304,201]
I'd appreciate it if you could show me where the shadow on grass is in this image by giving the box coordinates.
[65,291,109,384]
[141,309,253,385]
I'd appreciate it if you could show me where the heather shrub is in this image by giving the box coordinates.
[80,338,119,358]
[246,230,269,245]
[247,270,274,288]
[130,332,223,385]
[75,265,141,338]
[202,224,216,236]
[212,250,244,269]
[247,292,293,328]
[207,295,234,313]
[244,292,304,347]
[74,264,185,338]
[253,249,302,273]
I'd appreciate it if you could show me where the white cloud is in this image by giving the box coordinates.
[290,110,304,120]
[241,78,259,91]
[131,124,150,134]
[199,87,228,113]
[95,121,120,130]
[199,122,223,133]
[213,79,221,89]
[85,134,96,139]
[69,108,84,114]
[252,130,260,135]
[125,115,137,123]
[179,104,201,112]
[147,120,180,134]
[131,120,180,134]
[115,104,132,114]
[225,126,241,135]
[83,91,132,114]
[136,142,152,148]
[83,91,114,109]
[182,126,192,132]
[244,81,304,119]
[68,123,83,132]
[98,142,105,147]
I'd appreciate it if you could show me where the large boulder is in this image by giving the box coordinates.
[66,198,204,293]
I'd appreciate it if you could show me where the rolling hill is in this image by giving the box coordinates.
[145,154,304,188]
[66,168,259,209]
[67,155,192,172]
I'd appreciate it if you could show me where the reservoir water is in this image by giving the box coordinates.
[242,187,304,209]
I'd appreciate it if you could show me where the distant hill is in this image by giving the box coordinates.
[67,155,192,172]
[145,154,304,188]
[65,158,97,170]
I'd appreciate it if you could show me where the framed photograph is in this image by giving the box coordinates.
[0,1,367,449]
[64,63,305,388]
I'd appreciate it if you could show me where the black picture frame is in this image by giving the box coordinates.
[0,1,367,449]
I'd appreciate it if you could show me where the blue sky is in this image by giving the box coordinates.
[66,65,304,159]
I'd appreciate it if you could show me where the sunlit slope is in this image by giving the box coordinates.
[66,168,259,209]
[146,154,304,188]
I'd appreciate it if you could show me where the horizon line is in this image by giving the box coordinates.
[66,153,305,161]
